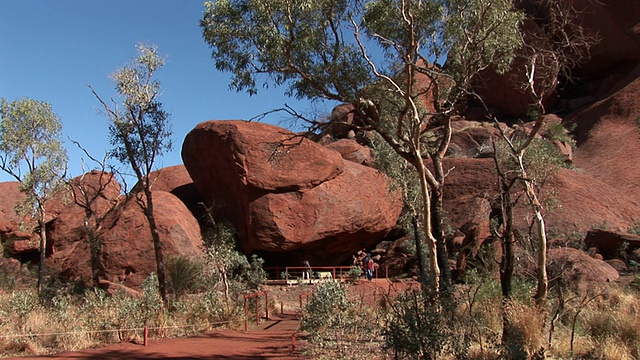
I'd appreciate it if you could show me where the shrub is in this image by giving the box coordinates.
[503,300,546,359]
[166,255,206,299]
[384,289,468,360]
[301,281,378,359]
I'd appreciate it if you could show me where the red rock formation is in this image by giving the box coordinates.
[571,65,640,205]
[183,120,344,192]
[47,171,121,255]
[133,165,205,221]
[542,169,640,234]
[97,191,203,289]
[584,229,640,260]
[437,157,640,239]
[182,120,401,265]
[547,247,619,287]
[324,139,374,166]
[455,197,492,272]
[568,0,640,78]
[0,182,25,230]
[47,191,203,289]
[248,161,402,263]
[471,19,557,117]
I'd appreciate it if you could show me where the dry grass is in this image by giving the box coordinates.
[0,287,242,357]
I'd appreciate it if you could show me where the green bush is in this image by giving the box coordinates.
[166,255,206,299]
[301,281,378,359]
[383,289,466,360]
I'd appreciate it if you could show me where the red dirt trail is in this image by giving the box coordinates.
[7,279,413,360]
[8,313,304,360]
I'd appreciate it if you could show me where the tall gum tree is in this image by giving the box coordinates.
[90,44,173,302]
[485,0,596,307]
[478,0,596,354]
[0,98,68,294]
[201,0,523,296]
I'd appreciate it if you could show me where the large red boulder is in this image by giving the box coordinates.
[248,161,402,263]
[47,171,121,255]
[99,191,203,288]
[542,169,640,234]
[182,120,402,265]
[0,182,25,231]
[47,191,203,289]
[437,157,640,241]
[0,182,34,256]
[324,139,374,166]
[183,120,344,192]
[584,229,640,260]
[133,165,205,221]
[547,247,619,287]
[471,19,557,117]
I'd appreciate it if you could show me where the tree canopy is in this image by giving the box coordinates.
[201,0,524,295]
[0,97,68,292]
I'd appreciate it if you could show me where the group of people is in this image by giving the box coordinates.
[354,249,377,282]
[302,250,378,282]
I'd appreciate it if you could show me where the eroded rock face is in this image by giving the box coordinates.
[471,19,557,117]
[324,139,375,166]
[47,191,203,288]
[182,120,402,265]
[584,229,640,260]
[0,182,35,257]
[183,120,344,193]
[98,191,203,288]
[571,65,640,205]
[47,171,121,256]
[0,182,25,231]
[134,165,205,222]
[248,161,402,263]
[569,0,640,78]
[547,247,619,288]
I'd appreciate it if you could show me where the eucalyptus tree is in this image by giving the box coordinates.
[0,98,68,293]
[201,0,523,295]
[90,44,173,302]
[486,0,596,308]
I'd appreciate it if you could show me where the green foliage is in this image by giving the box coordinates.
[202,222,265,293]
[105,44,172,173]
[627,219,640,235]
[201,0,371,100]
[493,137,567,189]
[544,122,574,143]
[301,281,377,358]
[166,255,206,299]
[369,131,422,228]
[202,0,523,102]
[6,288,39,319]
[301,281,350,341]
[384,290,466,360]
[347,266,363,284]
[0,98,69,215]
[244,254,266,290]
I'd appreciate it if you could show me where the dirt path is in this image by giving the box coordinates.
[10,312,305,360]
[7,279,416,359]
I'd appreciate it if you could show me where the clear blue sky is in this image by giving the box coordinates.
[0,0,321,185]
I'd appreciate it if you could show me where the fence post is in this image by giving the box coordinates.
[143,326,148,346]
[265,292,269,320]
[255,295,260,325]
[291,332,296,351]
[244,297,249,331]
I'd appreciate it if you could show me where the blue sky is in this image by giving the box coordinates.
[0,0,320,185]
